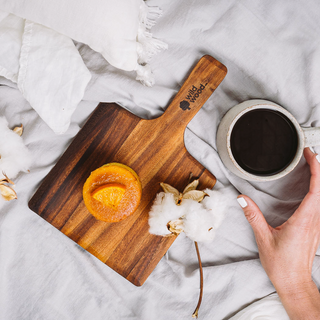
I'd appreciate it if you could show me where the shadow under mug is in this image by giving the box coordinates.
[216,99,320,182]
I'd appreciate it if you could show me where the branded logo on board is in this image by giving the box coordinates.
[179,83,207,111]
[180,100,191,110]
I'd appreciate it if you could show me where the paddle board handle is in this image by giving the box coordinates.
[162,55,227,128]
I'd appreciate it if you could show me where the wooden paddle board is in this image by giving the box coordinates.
[29,55,227,286]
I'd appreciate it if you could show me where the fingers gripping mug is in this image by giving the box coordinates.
[217,100,320,181]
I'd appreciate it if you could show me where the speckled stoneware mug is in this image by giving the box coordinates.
[217,99,320,181]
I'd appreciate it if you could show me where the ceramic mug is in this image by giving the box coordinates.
[216,99,320,181]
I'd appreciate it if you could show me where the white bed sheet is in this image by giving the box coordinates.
[1,0,320,319]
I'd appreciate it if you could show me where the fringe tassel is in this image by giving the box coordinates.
[139,4,163,29]
[136,64,154,87]
[136,1,168,86]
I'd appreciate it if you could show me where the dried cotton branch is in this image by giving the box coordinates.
[192,241,203,319]
[150,178,211,318]
[149,181,236,318]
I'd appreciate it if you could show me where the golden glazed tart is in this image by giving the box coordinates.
[83,163,142,222]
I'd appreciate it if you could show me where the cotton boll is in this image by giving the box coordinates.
[0,117,32,180]
[183,186,237,242]
[148,192,186,236]
[201,188,233,229]
[181,199,220,242]
[148,185,235,242]
[183,187,236,242]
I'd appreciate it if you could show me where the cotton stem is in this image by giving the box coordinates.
[192,241,203,318]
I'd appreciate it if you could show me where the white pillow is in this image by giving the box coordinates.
[0,11,92,134]
[0,11,23,83]
[0,0,167,86]
[19,21,92,133]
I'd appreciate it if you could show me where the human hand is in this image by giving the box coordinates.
[237,147,320,319]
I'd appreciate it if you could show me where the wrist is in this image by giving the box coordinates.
[276,280,320,320]
[276,278,315,299]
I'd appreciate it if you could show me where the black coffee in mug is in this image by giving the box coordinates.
[230,109,298,176]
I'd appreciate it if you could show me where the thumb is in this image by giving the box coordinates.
[237,195,271,241]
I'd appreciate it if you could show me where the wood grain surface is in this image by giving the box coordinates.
[29,55,227,286]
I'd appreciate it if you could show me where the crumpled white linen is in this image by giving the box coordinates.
[0,11,91,134]
[0,11,22,83]
[0,116,32,179]
[229,293,290,320]
[0,0,166,133]
[0,0,167,86]
[1,0,320,319]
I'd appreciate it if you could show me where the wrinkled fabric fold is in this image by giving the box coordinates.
[0,11,91,134]
[0,1,320,319]
[18,21,91,134]
[0,0,167,86]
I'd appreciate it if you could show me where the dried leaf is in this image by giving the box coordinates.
[183,179,199,194]
[167,219,184,235]
[183,190,207,202]
[160,183,180,197]
[0,184,17,201]
[175,194,184,206]
[1,172,14,185]
[13,124,23,136]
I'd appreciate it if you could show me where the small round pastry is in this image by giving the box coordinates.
[83,163,142,222]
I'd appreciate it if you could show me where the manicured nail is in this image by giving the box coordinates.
[237,197,248,208]
[309,147,315,153]
[316,154,320,164]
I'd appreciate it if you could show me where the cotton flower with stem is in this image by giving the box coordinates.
[149,174,225,318]
[160,178,206,318]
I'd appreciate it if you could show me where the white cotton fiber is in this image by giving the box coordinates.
[148,186,233,242]
[181,199,218,242]
[148,192,184,236]
[182,188,230,242]
[0,117,32,180]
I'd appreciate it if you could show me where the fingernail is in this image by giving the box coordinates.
[309,147,315,153]
[316,154,320,164]
[237,197,248,208]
